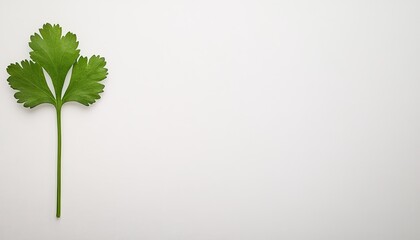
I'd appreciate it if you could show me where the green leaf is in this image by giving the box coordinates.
[7,60,55,108]
[63,55,108,106]
[6,23,108,218]
[29,23,80,97]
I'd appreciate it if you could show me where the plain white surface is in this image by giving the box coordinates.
[1,0,420,239]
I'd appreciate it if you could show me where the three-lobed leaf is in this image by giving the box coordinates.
[7,23,108,107]
[6,23,108,218]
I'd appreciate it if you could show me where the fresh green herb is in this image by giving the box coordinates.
[7,23,108,218]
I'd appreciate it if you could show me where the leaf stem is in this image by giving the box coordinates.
[56,105,62,218]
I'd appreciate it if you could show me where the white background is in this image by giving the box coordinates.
[0,0,419,239]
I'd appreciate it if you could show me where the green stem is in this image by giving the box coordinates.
[56,105,62,218]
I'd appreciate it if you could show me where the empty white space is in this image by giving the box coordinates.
[0,0,419,239]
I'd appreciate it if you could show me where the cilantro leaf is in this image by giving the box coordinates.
[63,56,107,106]
[7,60,55,108]
[6,23,108,218]
[29,23,80,97]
